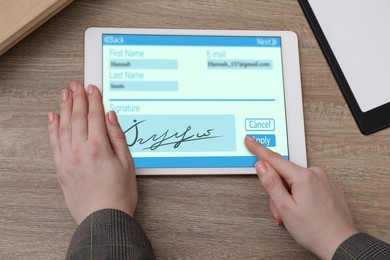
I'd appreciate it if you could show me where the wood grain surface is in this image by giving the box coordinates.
[0,0,73,55]
[0,0,389,259]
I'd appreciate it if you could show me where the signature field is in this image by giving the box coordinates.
[118,115,236,152]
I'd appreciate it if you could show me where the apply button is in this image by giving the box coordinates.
[245,118,275,131]
[247,134,276,147]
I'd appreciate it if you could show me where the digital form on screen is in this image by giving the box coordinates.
[102,34,288,168]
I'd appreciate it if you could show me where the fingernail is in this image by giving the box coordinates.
[108,110,118,125]
[245,135,256,142]
[61,89,69,101]
[70,81,78,92]
[255,161,267,177]
[48,112,54,123]
[87,84,94,95]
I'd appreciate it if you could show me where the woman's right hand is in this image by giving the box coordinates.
[245,136,358,260]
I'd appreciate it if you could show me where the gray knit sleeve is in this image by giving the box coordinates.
[66,209,155,260]
[333,233,390,260]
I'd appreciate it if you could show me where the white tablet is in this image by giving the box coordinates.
[84,28,307,175]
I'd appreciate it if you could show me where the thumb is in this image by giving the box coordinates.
[255,161,294,214]
[270,199,284,226]
[105,111,134,167]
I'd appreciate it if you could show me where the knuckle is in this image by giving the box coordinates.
[308,166,323,173]
[277,201,290,213]
[302,168,322,184]
[48,121,57,132]
[267,150,282,160]
[49,142,59,153]
[71,111,87,122]
[88,110,103,121]
[69,145,82,165]
[88,138,103,157]
[59,125,71,137]
[301,168,313,176]
[110,129,126,140]
[300,169,313,182]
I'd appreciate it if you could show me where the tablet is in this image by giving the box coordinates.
[299,0,390,134]
[84,28,307,175]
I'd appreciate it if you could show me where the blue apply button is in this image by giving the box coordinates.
[245,118,275,131]
[247,134,276,147]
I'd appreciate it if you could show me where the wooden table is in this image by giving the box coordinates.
[0,0,73,55]
[0,0,389,259]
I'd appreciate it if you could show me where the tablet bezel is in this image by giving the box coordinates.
[84,27,307,175]
[299,0,390,135]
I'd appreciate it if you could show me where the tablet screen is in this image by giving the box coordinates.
[102,34,288,168]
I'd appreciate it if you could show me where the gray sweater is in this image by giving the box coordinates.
[66,209,390,260]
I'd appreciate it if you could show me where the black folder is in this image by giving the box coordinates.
[299,0,390,135]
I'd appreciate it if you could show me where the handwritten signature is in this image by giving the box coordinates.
[123,119,222,151]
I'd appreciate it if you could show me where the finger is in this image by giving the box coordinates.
[106,111,134,167]
[86,85,108,142]
[59,88,72,151]
[255,161,294,214]
[245,136,301,185]
[47,112,61,166]
[270,199,284,226]
[70,81,88,142]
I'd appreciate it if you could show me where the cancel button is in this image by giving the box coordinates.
[245,118,275,131]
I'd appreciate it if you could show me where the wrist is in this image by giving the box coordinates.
[320,227,359,260]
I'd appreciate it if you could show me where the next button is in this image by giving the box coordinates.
[247,134,276,147]
[245,118,275,131]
